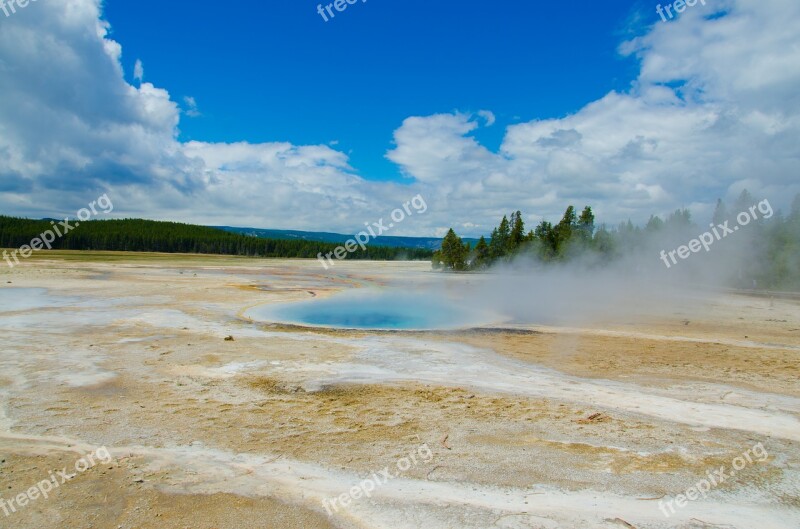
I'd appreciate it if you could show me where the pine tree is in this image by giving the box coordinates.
[489,216,510,259]
[554,206,577,255]
[666,208,692,228]
[645,215,664,232]
[790,194,800,224]
[440,228,468,271]
[472,236,490,269]
[509,211,525,251]
[733,189,755,213]
[431,250,444,269]
[593,224,615,256]
[534,220,556,260]
[712,198,728,225]
[576,206,595,241]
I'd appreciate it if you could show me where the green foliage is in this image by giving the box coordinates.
[593,225,616,255]
[471,236,491,270]
[0,217,433,261]
[733,189,755,213]
[432,192,800,292]
[533,220,557,261]
[553,206,577,257]
[489,216,510,259]
[509,211,526,251]
[645,215,664,232]
[666,208,692,228]
[436,228,469,271]
[576,206,595,241]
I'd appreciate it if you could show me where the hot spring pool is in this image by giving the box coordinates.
[245,290,498,330]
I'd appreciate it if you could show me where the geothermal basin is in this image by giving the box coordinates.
[245,289,501,330]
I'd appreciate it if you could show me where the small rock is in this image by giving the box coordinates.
[224,335,235,341]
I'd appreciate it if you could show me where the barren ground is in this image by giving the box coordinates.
[0,252,798,529]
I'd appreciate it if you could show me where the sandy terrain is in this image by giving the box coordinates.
[0,251,798,528]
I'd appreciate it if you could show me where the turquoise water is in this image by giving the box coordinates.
[247,290,494,330]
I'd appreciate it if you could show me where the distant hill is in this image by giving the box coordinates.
[0,217,433,261]
[218,226,479,250]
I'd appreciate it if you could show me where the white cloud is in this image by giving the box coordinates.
[183,96,201,118]
[477,110,496,127]
[387,113,500,185]
[0,0,797,237]
[385,0,800,229]
[133,59,144,84]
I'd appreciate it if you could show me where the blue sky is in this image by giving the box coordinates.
[104,1,643,182]
[0,0,798,236]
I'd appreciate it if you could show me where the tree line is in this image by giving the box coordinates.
[432,191,800,291]
[0,217,433,261]
[433,205,598,270]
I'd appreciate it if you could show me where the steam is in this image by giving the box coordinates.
[418,197,798,328]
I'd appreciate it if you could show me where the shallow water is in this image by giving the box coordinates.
[246,289,498,330]
[0,287,77,313]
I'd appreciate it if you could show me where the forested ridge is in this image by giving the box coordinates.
[0,216,433,261]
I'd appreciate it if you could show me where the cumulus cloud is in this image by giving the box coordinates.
[0,0,797,237]
[385,0,800,231]
[388,113,500,184]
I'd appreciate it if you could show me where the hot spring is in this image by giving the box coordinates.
[245,290,499,330]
